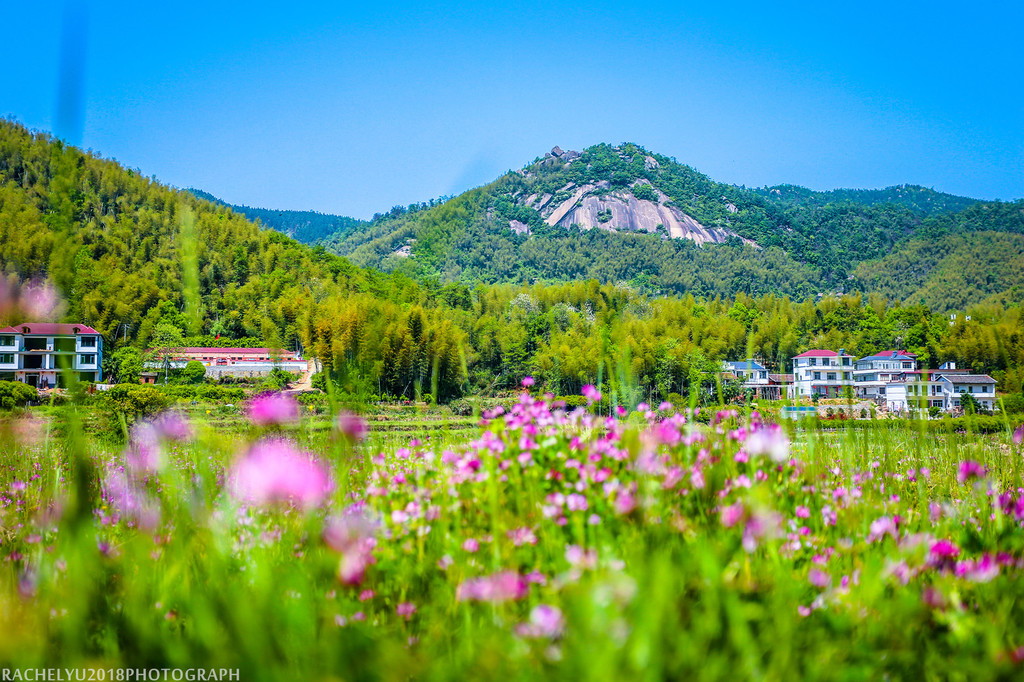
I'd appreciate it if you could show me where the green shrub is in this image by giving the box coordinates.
[182,360,207,384]
[102,384,171,424]
[0,380,37,409]
[449,398,473,416]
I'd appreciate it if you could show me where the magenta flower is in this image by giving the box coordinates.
[457,571,529,603]
[581,384,602,405]
[521,376,535,388]
[516,604,565,638]
[245,393,300,426]
[227,439,332,510]
[336,411,368,442]
[928,539,961,571]
[957,460,987,483]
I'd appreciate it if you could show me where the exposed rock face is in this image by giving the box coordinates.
[520,184,756,246]
[509,220,531,235]
[644,155,659,171]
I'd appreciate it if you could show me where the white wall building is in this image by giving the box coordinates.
[791,350,855,398]
[0,323,103,388]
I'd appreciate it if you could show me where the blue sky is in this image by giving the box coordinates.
[3,1,1022,218]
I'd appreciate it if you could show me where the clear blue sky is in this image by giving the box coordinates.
[3,0,1022,219]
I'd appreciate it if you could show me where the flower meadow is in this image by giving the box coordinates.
[2,388,1024,680]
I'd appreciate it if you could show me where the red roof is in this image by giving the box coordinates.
[166,347,296,355]
[0,322,100,335]
[794,350,838,358]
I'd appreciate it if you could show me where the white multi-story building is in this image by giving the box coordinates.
[0,323,103,388]
[791,349,855,398]
[853,350,919,401]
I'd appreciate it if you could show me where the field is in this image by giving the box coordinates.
[2,389,1024,681]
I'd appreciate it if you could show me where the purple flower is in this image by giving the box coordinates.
[152,411,193,441]
[1013,424,1023,445]
[957,460,987,483]
[227,439,332,510]
[336,412,368,442]
[516,604,564,638]
[245,393,300,426]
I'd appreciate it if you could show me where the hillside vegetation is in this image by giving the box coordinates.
[319,143,1024,309]
[2,119,1024,404]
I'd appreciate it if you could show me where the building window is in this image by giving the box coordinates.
[827,373,836,381]
[842,357,851,366]
[0,336,14,347]
[813,372,821,380]
[0,353,12,364]
[79,354,95,365]
[80,337,97,348]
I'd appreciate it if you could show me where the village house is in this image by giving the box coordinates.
[791,349,855,398]
[0,323,103,387]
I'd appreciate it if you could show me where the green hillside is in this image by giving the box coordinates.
[187,188,364,244]
[319,143,1023,307]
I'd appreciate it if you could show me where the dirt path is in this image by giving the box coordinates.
[283,357,319,394]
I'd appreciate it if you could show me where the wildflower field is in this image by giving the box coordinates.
[2,387,1024,681]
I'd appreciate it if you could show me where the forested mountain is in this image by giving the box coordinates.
[187,188,364,244]
[1,118,1023,404]
[318,143,1024,309]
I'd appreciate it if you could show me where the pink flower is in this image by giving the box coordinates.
[566,493,588,512]
[614,489,637,515]
[245,393,300,426]
[462,538,480,553]
[507,527,538,546]
[867,516,898,543]
[521,376,535,388]
[228,439,332,510]
[957,460,986,483]
[808,568,831,588]
[396,602,417,619]
[516,604,564,638]
[336,412,368,442]
[1012,424,1024,445]
[795,506,810,519]
[457,571,528,603]
[720,502,746,528]
[20,279,61,319]
[743,424,790,463]
[581,384,602,405]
